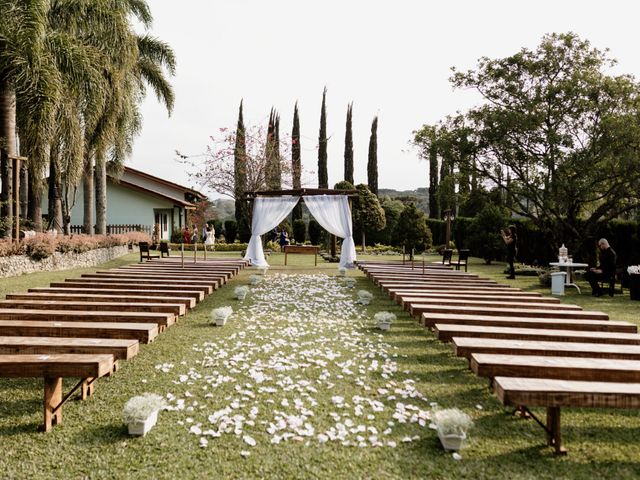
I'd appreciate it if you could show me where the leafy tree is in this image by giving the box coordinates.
[224,219,238,243]
[467,204,506,264]
[412,125,439,218]
[318,87,328,188]
[377,197,405,245]
[450,32,640,253]
[308,219,324,245]
[353,184,385,252]
[367,116,378,195]
[393,203,432,259]
[344,103,354,184]
[292,219,306,244]
[291,101,302,221]
[265,109,281,189]
[233,100,251,241]
[334,180,355,191]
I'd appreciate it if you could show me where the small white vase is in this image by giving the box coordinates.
[236,292,247,300]
[128,410,159,436]
[214,316,228,326]
[377,321,390,331]
[438,430,466,451]
[359,298,371,305]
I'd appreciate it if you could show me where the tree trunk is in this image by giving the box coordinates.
[95,149,107,234]
[83,154,94,234]
[28,166,43,232]
[0,81,16,237]
[20,161,28,221]
[47,151,63,232]
[361,230,366,254]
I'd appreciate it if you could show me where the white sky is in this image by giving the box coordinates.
[131,0,640,198]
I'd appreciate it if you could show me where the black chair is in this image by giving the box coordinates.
[139,241,160,262]
[441,249,453,266]
[599,266,624,296]
[454,249,470,272]
[159,242,171,258]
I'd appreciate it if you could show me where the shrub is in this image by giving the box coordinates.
[23,234,56,260]
[292,219,306,244]
[224,220,238,243]
[308,220,324,245]
[393,203,433,257]
[467,204,507,264]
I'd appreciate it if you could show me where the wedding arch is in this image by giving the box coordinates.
[242,189,358,269]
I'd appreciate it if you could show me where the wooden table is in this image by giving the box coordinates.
[284,245,319,265]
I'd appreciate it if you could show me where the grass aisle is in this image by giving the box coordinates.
[1,255,639,478]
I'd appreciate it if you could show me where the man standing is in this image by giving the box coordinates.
[585,238,617,297]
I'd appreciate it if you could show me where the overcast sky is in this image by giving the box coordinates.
[131,0,640,198]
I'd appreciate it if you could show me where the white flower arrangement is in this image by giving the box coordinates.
[235,286,249,300]
[628,265,640,275]
[249,274,262,285]
[337,267,347,277]
[211,306,233,326]
[123,393,165,435]
[357,290,374,305]
[374,311,396,330]
[344,277,356,288]
[433,408,473,438]
[258,266,269,275]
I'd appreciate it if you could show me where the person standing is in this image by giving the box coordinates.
[204,224,215,251]
[182,225,190,244]
[585,238,617,297]
[501,225,518,279]
[191,224,198,244]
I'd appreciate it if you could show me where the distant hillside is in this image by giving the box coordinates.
[378,188,429,215]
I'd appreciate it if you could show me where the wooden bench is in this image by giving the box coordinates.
[494,376,640,454]
[8,292,196,309]
[32,286,205,302]
[434,324,640,345]
[0,336,139,360]
[284,245,319,265]
[83,272,227,285]
[139,242,160,262]
[0,320,158,343]
[401,297,571,312]
[453,337,640,361]
[0,309,175,329]
[422,313,634,333]
[52,281,213,295]
[0,353,114,431]
[0,299,186,317]
[410,304,605,321]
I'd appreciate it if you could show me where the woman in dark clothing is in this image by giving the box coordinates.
[501,225,517,279]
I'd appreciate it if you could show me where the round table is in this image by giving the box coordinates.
[549,262,589,293]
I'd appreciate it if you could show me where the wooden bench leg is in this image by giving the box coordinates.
[42,377,62,432]
[546,407,567,455]
[81,377,96,400]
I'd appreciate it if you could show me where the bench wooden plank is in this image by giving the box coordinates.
[51,282,212,295]
[434,324,640,345]
[84,272,228,283]
[403,297,577,312]
[30,287,204,302]
[0,336,138,360]
[453,337,640,361]
[0,320,157,343]
[471,353,640,383]
[8,292,196,309]
[421,313,633,332]
[0,309,174,328]
[379,282,513,293]
[73,276,220,289]
[410,304,607,321]
[394,293,554,306]
[387,287,543,298]
[0,299,185,316]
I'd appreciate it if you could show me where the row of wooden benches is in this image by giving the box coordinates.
[357,260,640,455]
[0,257,248,431]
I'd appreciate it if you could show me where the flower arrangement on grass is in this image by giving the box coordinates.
[374,311,396,331]
[344,277,356,288]
[337,267,347,277]
[257,266,269,275]
[235,286,249,300]
[211,306,233,326]
[249,275,262,286]
[432,408,473,451]
[357,290,374,305]
[628,265,640,275]
[123,393,165,436]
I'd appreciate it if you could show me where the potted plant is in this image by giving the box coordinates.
[344,277,356,288]
[628,265,640,301]
[374,311,396,331]
[357,290,374,305]
[123,393,165,436]
[249,274,262,286]
[211,306,233,326]
[235,286,249,300]
[433,408,473,451]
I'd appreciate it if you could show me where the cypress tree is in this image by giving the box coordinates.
[428,136,440,218]
[273,113,282,189]
[344,103,354,184]
[234,100,250,240]
[367,116,378,195]
[291,102,302,220]
[265,108,279,189]
[318,87,328,188]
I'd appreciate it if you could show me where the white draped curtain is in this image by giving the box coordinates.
[243,196,300,266]
[303,195,356,268]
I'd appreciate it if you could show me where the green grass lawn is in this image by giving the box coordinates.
[1,252,639,479]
